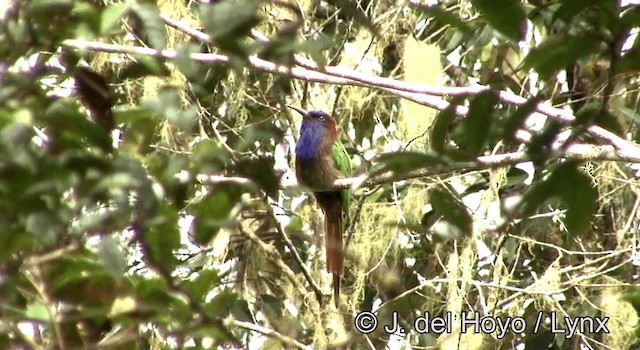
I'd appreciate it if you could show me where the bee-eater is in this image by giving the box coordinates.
[289,105,352,306]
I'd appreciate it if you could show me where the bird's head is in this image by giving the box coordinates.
[287,105,336,131]
[288,105,337,158]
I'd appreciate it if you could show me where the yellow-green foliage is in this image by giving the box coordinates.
[437,240,486,350]
[338,29,387,121]
[599,281,639,349]
[399,36,442,145]
[349,202,400,307]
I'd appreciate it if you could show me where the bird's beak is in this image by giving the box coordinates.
[286,105,307,117]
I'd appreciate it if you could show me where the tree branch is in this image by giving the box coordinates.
[62,37,640,162]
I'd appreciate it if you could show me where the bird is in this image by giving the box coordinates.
[288,105,352,306]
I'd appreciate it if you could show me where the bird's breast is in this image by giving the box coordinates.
[295,155,340,189]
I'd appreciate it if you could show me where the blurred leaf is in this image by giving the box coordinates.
[199,0,261,58]
[549,162,597,237]
[456,90,499,157]
[191,139,226,175]
[473,0,526,42]
[522,34,602,79]
[515,162,596,237]
[143,88,197,131]
[295,35,333,66]
[26,212,62,248]
[29,0,73,16]
[429,186,471,235]
[143,205,180,271]
[503,167,529,188]
[175,44,201,78]
[622,292,640,315]
[285,216,303,235]
[25,303,50,321]
[114,107,154,125]
[44,99,113,152]
[503,98,539,143]
[326,0,379,38]
[230,298,254,323]
[231,156,278,198]
[556,0,590,20]
[101,3,129,35]
[204,290,239,318]
[189,186,242,245]
[98,236,127,279]
[430,97,463,154]
[118,55,170,80]
[417,5,473,35]
[131,276,173,306]
[183,269,220,301]
[132,4,166,50]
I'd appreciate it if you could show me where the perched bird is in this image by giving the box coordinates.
[289,105,352,306]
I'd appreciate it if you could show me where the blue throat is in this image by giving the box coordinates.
[296,121,326,160]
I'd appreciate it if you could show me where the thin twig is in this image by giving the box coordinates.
[264,195,324,304]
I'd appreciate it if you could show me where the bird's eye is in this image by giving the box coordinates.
[318,115,326,121]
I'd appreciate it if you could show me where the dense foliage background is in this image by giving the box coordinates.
[2,0,640,349]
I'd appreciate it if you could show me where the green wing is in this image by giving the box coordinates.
[331,139,353,218]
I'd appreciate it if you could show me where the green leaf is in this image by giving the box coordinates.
[26,303,50,321]
[503,167,529,188]
[189,186,242,245]
[183,269,220,301]
[143,88,197,131]
[230,298,254,323]
[143,205,180,271]
[175,44,201,78]
[514,162,596,237]
[44,99,113,152]
[429,186,472,235]
[417,5,473,35]
[114,107,154,125]
[101,3,129,35]
[549,163,597,237]
[326,0,379,38]
[191,139,226,175]
[503,98,539,143]
[231,156,278,198]
[473,0,526,42]
[429,99,461,153]
[204,290,239,318]
[457,90,499,157]
[556,0,590,22]
[98,236,127,279]
[132,4,166,50]
[198,0,261,57]
[26,212,62,248]
[522,35,602,79]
